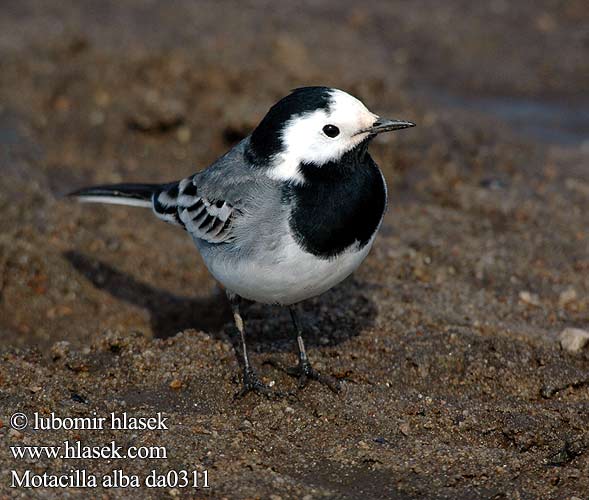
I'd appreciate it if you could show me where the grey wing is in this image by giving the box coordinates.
[151,138,272,245]
[152,175,239,244]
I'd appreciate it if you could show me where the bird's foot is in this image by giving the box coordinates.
[234,367,280,399]
[286,360,341,393]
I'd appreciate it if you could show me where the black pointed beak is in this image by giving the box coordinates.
[355,118,416,136]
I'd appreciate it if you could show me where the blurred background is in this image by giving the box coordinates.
[0,2,588,498]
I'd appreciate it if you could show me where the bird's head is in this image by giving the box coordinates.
[248,86,415,184]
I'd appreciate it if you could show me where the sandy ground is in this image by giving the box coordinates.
[1,1,588,498]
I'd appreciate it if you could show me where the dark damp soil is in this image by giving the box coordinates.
[1,1,588,499]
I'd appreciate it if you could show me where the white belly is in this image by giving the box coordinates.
[204,233,374,305]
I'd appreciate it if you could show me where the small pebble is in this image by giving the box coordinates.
[559,328,589,353]
[399,423,410,436]
[169,379,183,389]
[71,393,87,404]
[558,288,577,308]
[519,291,541,307]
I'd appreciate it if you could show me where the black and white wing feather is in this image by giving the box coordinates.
[152,176,237,244]
[70,140,257,245]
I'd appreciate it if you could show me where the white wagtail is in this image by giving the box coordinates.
[70,87,415,396]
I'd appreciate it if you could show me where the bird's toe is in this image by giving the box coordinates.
[234,367,283,399]
[287,360,341,393]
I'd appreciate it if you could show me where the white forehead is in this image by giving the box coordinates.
[327,89,378,129]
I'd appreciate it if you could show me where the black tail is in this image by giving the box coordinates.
[68,183,163,208]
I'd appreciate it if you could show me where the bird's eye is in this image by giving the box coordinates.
[322,124,340,138]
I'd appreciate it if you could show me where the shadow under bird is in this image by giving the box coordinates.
[69,86,415,396]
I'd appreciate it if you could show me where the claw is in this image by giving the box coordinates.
[234,367,283,399]
[281,360,341,393]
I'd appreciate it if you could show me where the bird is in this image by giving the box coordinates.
[69,86,415,397]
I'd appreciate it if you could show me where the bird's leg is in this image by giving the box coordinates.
[286,305,340,392]
[227,293,273,398]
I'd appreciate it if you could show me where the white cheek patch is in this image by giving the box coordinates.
[266,151,306,184]
[266,88,379,185]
